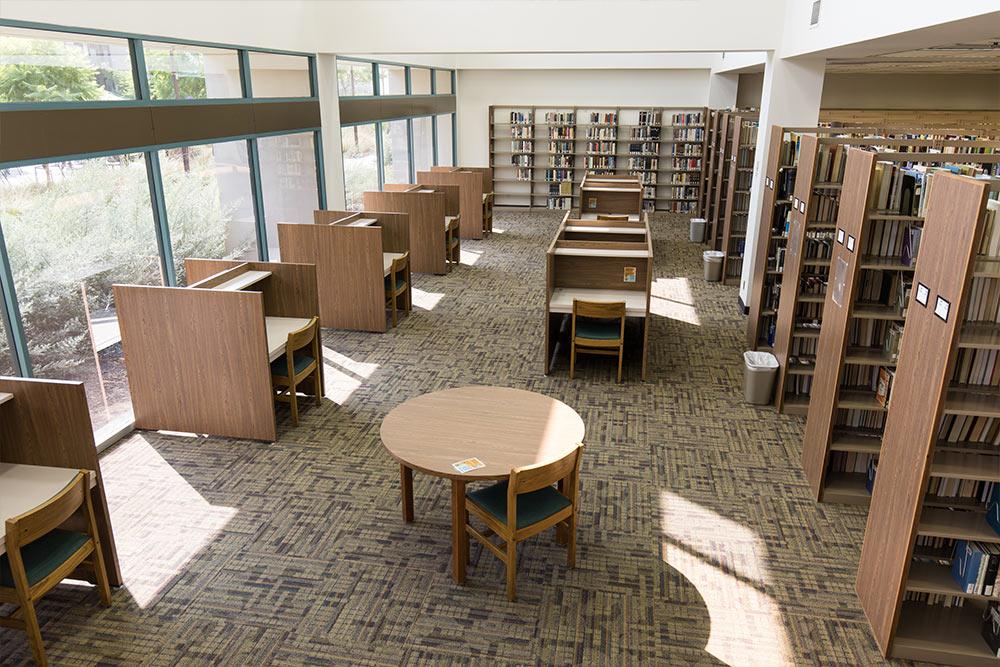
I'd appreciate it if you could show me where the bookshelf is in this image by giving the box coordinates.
[700,109,723,226]
[720,114,759,283]
[854,172,1000,666]
[709,112,734,249]
[487,105,708,214]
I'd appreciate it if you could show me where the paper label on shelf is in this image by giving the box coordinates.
[452,458,486,474]
[587,197,597,209]
[798,200,806,213]
[934,296,950,322]
[846,235,856,252]
[623,266,637,283]
[915,282,930,307]
[837,229,845,245]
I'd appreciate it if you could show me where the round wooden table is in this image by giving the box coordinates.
[381,386,585,583]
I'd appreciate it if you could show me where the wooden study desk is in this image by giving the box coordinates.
[544,212,653,380]
[418,166,493,240]
[380,386,585,584]
[579,172,644,218]
[364,184,458,275]
[383,252,407,277]
[279,210,410,333]
[0,376,121,584]
[115,258,320,441]
[0,391,12,406]
[0,464,96,556]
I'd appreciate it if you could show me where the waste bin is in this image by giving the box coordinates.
[703,250,724,282]
[744,351,779,404]
[689,217,706,243]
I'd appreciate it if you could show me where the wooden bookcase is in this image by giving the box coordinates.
[720,114,759,283]
[488,105,708,214]
[708,112,734,249]
[855,172,1000,666]
[700,109,723,225]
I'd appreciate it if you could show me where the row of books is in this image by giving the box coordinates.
[854,270,910,316]
[661,201,698,213]
[544,112,574,125]
[737,146,755,168]
[814,145,848,184]
[510,155,533,167]
[626,142,659,156]
[835,406,887,431]
[739,123,759,146]
[589,112,617,124]
[665,145,703,158]
[670,158,703,170]
[779,134,801,167]
[733,170,753,192]
[785,374,813,397]
[637,110,660,125]
[510,141,533,152]
[670,112,703,126]
[546,196,572,210]
[965,275,1000,323]
[585,156,615,169]
[664,186,699,200]
[510,127,533,139]
[586,127,616,140]
[642,200,656,212]
[927,477,996,504]
[668,173,698,185]
[549,127,574,139]
[829,451,874,475]
[548,182,572,196]
[642,186,656,199]
[978,199,1000,257]
[544,169,574,182]
[809,192,840,226]
[951,537,1000,597]
[635,171,656,184]
[513,167,531,181]
[938,414,1000,446]
[673,128,704,142]
[549,141,573,153]
[508,111,532,124]
[952,348,999,389]
[549,155,573,167]
[628,157,657,170]
[776,169,797,199]
[631,126,660,140]
[585,141,616,154]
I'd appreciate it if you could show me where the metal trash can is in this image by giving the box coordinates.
[703,250,724,282]
[689,217,706,243]
[744,351,779,404]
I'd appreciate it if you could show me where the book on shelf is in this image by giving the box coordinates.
[508,111,532,124]
[951,540,1000,596]
[588,111,617,125]
[544,111,575,126]
[865,458,877,494]
[670,111,703,126]
[989,486,1000,536]
[875,367,894,408]
[637,110,660,126]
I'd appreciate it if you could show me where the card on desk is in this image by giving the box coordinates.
[452,457,485,474]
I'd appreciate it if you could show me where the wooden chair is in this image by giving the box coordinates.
[385,253,411,327]
[271,316,322,426]
[1,471,112,666]
[570,300,627,383]
[464,444,583,601]
[445,217,460,269]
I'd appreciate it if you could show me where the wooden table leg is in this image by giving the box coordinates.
[555,478,568,544]
[400,464,414,522]
[451,479,467,584]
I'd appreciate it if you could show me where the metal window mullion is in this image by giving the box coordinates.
[239,50,253,98]
[130,38,151,100]
[372,63,380,96]
[144,151,176,285]
[431,115,439,166]
[406,118,415,182]
[0,222,30,376]
[307,55,319,98]
[247,138,269,260]
[375,121,385,188]
[452,112,457,166]
[314,130,327,209]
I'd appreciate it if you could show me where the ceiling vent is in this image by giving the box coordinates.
[810,0,821,27]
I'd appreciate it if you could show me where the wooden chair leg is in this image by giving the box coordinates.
[90,547,112,607]
[20,598,46,667]
[569,343,576,379]
[390,294,398,327]
[313,368,322,406]
[506,540,518,601]
[289,384,299,426]
[567,514,577,568]
[617,345,623,383]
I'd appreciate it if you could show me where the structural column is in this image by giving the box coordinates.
[706,71,738,110]
[316,53,347,210]
[739,53,825,307]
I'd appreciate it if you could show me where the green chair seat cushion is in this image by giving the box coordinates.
[0,529,89,588]
[575,318,621,340]
[270,353,314,377]
[385,275,407,291]
[467,481,571,530]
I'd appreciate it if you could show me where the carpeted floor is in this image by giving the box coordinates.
[1,211,904,666]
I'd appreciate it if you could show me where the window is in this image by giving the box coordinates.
[436,114,454,167]
[434,70,452,95]
[0,154,162,431]
[378,64,406,95]
[336,59,373,97]
[0,26,134,103]
[248,52,311,97]
[143,42,241,99]
[412,117,434,174]
[341,124,378,211]
[258,132,319,260]
[0,313,14,376]
[159,141,258,284]
[381,120,410,184]
[410,68,431,95]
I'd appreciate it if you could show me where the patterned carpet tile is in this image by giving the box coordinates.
[0,210,908,666]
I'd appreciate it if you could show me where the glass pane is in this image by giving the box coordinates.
[381,120,410,184]
[0,311,14,376]
[337,59,373,96]
[434,70,452,95]
[0,155,162,432]
[0,26,134,102]
[160,141,258,285]
[378,64,405,95]
[436,114,454,167]
[249,51,310,97]
[143,41,241,99]
[258,132,319,260]
[410,68,431,95]
[412,116,433,173]
[341,124,378,211]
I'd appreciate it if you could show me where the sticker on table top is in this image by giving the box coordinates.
[846,234,856,252]
[915,282,930,307]
[836,228,845,245]
[623,266,637,283]
[934,296,950,322]
[452,457,485,474]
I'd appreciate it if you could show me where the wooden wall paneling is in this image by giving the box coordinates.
[277,223,385,332]
[801,148,877,500]
[855,175,989,658]
[417,170,484,240]
[114,285,276,441]
[246,261,319,320]
[0,376,122,585]
[772,134,820,413]
[362,191,447,274]
[720,119,743,278]
[746,125,786,349]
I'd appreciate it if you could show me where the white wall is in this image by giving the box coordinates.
[456,69,710,165]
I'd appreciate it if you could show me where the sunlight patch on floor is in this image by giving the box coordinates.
[650,277,701,326]
[320,348,379,405]
[411,287,445,310]
[100,435,236,608]
[660,491,792,666]
[460,248,483,265]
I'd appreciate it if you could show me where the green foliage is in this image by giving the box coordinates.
[0,36,103,103]
[337,61,373,96]
[145,49,208,100]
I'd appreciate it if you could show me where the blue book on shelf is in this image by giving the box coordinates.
[988,485,1000,536]
[952,540,984,594]
[865,459,877,494]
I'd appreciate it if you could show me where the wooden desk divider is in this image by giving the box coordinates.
[720,113,758,283]
[543,212,653,380]
[363,186,452,274]
[115,259,320,441]
[276,210,410,332]
[419,167,489,239]
[579,172,642,217]
[440,166,494,234]
[855,173,1000,666]
[0,376,122,585]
